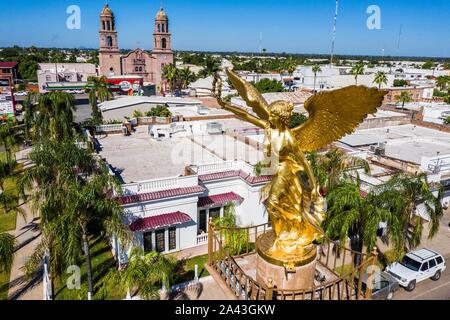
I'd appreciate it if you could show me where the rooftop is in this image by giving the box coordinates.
[0,62,18,69]
[98,119,263,183]
[99,96,203,112]
[340,124,450,165]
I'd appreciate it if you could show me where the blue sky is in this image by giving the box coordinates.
[0,0,449,57]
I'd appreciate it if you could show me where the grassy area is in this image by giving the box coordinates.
[174,254,210,284]
[0,268,11,300]
[54,236,125,300]
[0,212,16,233]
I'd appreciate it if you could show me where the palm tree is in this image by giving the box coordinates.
[312,64,322,92]
[285,57,297,92]
[324,182,394,265]
[307,148,370,194]
[162,62,179,93]
[178,67,196,89]
[87,76,111,125]
[351,62,365,85]
[396,91,413,110]
[373,71,388,89]
[34,92,76,141]
[199,56,221,78]
[436,76,450,92]
[0,232,15,273]
[374,173,443,253]
[24,140,131,300]
[59,163,131,300]
[0,119,23,161]
[111,247,177,300]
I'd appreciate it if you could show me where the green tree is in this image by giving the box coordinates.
[0,119,23,161]
[396,91,413,110]
[422,60,434,70]
[110,248,177,300]
[212,203,248,256]
[162,62,179,93]
[254,78,285,93]
[34,92,76,141]
[393,79,409,87]
[351,62,365,85]
[178,67,196,89]
[312,64,322,92]
[374,173,443,253]
[307,148,370,193]
[444,116,450,125]
[436,76,450,91]
[0,233,15,273]
[87,76,111,125]
[285,57,297,92]
[289,113,308,129]
[373,71,388,89]
[199,56,221,78]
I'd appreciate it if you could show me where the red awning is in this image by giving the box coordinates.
[130,211,192,232]
[198,192,244,209]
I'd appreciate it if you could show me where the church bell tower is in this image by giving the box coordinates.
[99,3,122,77]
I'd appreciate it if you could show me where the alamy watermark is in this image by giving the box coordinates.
[367,5,382,30]
[66,5,81,30]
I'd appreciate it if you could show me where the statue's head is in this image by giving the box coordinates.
[269,101,294,127]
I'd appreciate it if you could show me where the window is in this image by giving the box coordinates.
[139,66,143,72]
[169,227,176,251]
[198,210,207,234]
[107,36,113,47]
[420,261,429,272]
[102,21,106,30]
[400,255,421,271]
[158,24,161,32]
[429,259,436,268]
[162,38,167,49]
[209,207,221,220]
[162,24,165,33]
[155,229,165,253]
[373,280,389,293]
[135,66,139,72]
[46,75,51,82]
[436,256,443,265]
[107,20,111,31]
[143,232,152,253]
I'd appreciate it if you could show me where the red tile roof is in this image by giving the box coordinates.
[199,170,272,185]
[198,192,244,208]
[118,185,205,205]
[130,211,192,232]
[0,62,18,69]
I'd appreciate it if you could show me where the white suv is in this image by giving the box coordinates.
[385,248,446,292]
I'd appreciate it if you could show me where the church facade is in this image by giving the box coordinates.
[98,4,174,85]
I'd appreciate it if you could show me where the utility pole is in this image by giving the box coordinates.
[330,0,339,67]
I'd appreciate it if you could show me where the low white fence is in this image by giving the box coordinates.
[122,175,199,195]
[95,124,124,133]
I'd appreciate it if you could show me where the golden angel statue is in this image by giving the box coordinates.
[213,69,386,267]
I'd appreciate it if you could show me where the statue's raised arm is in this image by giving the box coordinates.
[212,69,269,129]
[291,86,387,152]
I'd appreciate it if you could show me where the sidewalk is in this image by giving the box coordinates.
[7,203,43,300]
[7,148,42,300]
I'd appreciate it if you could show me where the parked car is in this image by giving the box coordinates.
[355,271,400,300]
[385,248,446,292]
[14,91,28,96]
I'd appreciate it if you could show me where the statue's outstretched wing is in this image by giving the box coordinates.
[292,86,386,152]
[226,68,270,121]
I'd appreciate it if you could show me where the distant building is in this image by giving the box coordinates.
[98,4,174,86]
[0,62,19,85]
[37,63,97,93]
[384,86,434,105]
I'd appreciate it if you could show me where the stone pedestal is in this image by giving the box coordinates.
[256,254,316,290]
[255,231,317,290]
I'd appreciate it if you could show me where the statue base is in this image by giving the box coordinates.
[256,231,317,290]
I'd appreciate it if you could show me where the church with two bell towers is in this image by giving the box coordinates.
[98,3,174,85]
